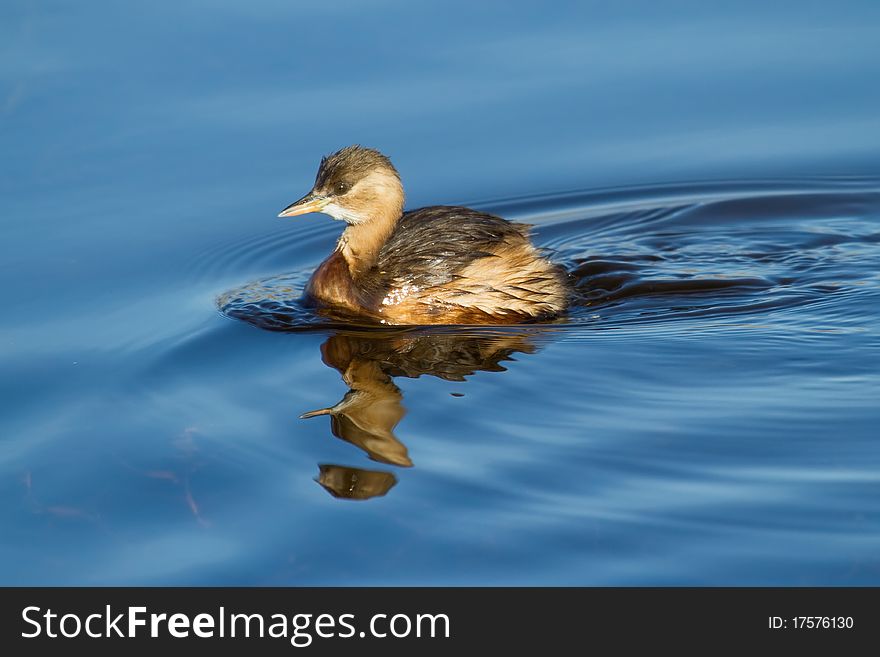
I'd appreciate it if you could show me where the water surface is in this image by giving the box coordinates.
[2,1,880,585]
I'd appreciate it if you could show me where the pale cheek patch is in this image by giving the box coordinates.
[324,202,367,224]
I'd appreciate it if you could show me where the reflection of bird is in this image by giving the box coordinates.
[301,356,411,467]
[300,330,538,467]
[278,146,570,324]
[315,465,397,501]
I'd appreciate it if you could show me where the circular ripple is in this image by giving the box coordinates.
[216,177,880,333]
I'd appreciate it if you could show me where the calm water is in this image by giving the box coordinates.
[2,2,880,585]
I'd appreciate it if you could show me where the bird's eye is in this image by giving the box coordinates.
[334,181,350,195]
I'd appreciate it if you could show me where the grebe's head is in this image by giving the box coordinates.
[278,145,404,224]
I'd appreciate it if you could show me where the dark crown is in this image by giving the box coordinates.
[315,145,400,191]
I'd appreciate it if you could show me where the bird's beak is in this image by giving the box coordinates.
[278,192,329,218]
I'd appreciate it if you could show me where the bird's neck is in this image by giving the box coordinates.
[337,204,402,279]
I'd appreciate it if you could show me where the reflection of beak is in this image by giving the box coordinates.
[300,407,333,419]
[278,192,329,217]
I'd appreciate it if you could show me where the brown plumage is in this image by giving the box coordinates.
[278,145,570,324]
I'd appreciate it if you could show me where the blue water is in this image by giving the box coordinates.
[2,1,879,585]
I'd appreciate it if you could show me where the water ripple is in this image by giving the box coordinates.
[216,178,880,335]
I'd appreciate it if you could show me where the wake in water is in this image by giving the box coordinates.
[218,178,880,334]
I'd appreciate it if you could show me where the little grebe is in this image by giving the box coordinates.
[278,146,570,324]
